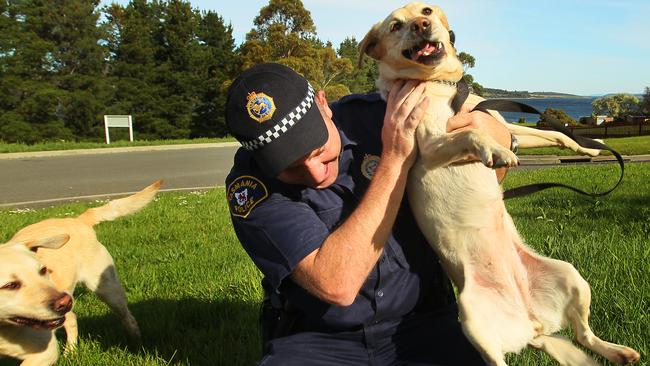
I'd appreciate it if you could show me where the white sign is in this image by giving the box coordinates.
[104,115,133,144]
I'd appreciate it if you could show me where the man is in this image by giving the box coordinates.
[225,63,512,365]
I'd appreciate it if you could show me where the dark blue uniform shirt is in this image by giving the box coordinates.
[226,93,454,332]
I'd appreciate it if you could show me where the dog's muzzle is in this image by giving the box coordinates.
[402,39,445,65]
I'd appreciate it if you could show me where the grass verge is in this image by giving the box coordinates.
[518,135,650,156]
[0,137,237,154]
[0,163,648,365]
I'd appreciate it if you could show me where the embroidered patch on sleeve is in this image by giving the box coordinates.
[227,176,269,218]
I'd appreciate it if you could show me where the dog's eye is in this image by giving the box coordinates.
[422,7,433,16]
[1,281,21,290]
[39,267,48,276]
[390,21,402,32]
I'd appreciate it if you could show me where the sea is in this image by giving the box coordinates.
[492,97,597,123]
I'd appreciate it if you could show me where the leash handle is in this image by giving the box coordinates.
[471,99,625,199]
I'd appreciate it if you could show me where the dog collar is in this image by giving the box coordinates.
[431,79,458,88]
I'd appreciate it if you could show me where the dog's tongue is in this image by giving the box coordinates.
[411,42,438,61]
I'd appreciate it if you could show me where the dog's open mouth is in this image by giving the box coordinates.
[402,40,445,65]
[10,316,66,329]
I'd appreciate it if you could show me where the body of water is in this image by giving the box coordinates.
[494,97,597,123]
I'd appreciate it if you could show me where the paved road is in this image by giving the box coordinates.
[0,144,239,208]
[1,144,647,208]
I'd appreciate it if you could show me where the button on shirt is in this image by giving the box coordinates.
[225,93,454,332]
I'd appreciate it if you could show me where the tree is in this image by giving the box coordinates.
[457,51,483,96]
[104,0,171,139]
[240,0,316,70]
[338,36,378,94]
[239,0,353,102]
[191,10,237,137]
[458,52,475,71]
[592,94,640,121]
[0,0,107,142]
[538,108,577,127]
[641,87,650,116]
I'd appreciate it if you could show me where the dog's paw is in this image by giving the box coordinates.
[479,144,519,169]
[578,146,601,157]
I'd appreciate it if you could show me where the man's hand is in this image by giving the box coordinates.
[447,108,512,182]
[382,80,430,167]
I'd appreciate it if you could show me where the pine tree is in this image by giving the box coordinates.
[191,10,237,137]
[338,37,378,94]
[0,0,107,142]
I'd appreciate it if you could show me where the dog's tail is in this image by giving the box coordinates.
[78,180,162,227]
[530,334,599,366]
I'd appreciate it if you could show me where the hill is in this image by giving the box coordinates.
[483,88,586,99]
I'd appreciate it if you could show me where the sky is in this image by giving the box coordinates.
[102,0,650,96]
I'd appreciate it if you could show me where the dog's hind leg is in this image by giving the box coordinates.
[89,265,142,342]
[529,334,600,366]
[527,254,640,365]
[458,290,510,366]
[563,274,640,365]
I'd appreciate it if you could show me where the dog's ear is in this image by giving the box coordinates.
[358,22,384,67]
[21,234,70,251]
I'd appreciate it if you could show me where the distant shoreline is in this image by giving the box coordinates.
[486,95,592,100]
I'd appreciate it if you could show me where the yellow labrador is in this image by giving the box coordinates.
[1,181,161,365]
[359,3,640,365]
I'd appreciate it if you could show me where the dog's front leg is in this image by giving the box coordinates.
[63,311,78,354]
[417,129,519,169]
[506,124,601,157]
[19,333,59,366]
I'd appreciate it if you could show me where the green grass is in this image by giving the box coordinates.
[1,164,648,365]
[0,137,237,154]
[518,135,650,156]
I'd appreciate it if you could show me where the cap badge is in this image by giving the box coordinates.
[246,92,276,123]
[361,154,380,180]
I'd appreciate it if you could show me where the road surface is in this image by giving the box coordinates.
[0,144,239,208]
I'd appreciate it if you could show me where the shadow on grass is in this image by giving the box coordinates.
[78,297,261,365]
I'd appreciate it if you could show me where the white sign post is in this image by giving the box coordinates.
[103,115,133,144]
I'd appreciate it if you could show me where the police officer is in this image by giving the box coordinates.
[225,63,511,365]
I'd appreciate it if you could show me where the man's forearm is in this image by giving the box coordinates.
[291,158,409,306]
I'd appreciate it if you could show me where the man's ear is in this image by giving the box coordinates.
[315,90,333,119]
[358,23,384,68]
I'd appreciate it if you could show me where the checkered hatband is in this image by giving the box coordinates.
[241,84,315,151]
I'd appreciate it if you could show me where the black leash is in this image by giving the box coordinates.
[451,81,625,199]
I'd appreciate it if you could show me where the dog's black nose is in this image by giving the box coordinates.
[411,17,430,33]
[51,293,73,314]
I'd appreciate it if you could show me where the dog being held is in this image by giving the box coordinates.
[0,180,161,365]
[359,3,640,365]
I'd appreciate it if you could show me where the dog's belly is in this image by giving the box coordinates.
[408,161,540,348]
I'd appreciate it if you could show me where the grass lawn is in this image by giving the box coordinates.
[0,137,236,154]
[517,135,650,156]
[0,163,648,365]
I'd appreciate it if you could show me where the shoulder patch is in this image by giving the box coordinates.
[227,176,269,218]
